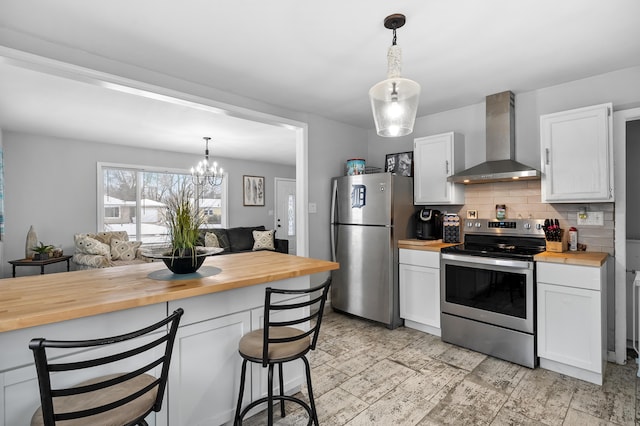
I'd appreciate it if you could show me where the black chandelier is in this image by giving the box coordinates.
[191,137,223,187]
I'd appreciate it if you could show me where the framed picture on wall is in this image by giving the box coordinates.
[243,175,265,206]
[384,151,413,177]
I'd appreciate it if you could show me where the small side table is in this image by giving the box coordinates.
[8,255,73,277]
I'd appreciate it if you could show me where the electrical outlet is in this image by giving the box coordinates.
[577,211,604,226]
[309,202,317,214]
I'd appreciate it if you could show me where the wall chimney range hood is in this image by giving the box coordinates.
[448,91,540,184]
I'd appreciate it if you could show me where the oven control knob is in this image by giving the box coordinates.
[475,222,481,228]
[523,222,531,229]
[467,222,474,228]
[536,223,543,230]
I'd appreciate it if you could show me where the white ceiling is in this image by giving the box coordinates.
[1,0,639,166]
[0,62,299,165]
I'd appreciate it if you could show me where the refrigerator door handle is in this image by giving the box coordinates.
[330,179,338,261]
[330,224,337,262]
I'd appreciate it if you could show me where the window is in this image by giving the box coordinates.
[104,206,120,219]
[98,163,228,245]
[287,194,295,236]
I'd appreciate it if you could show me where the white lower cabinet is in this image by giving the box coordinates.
[536,261,607,385]
[169,311,251,426]
[399,249,441,336]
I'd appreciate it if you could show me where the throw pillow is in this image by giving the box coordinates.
[210,229,231,253]
[204,232,220,248]
[75,236,111,259]
[229,226,265,252]
[252,230,276,251]
[111,239,142,261]
[93,231,129,245]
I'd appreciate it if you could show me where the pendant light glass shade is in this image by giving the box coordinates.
[369,76,420,137]
[369,15,421,138]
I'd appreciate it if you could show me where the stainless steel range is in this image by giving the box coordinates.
[440,219,546,368]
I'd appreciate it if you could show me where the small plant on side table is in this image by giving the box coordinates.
[32,242,54,260]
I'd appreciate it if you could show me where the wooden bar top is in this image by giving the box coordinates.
[534,251,608,267]
[398,239,460,252]
[0,251,339,333]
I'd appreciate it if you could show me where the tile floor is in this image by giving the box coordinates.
[244,308,640,426]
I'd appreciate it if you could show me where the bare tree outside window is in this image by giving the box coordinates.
[100,165,227,245]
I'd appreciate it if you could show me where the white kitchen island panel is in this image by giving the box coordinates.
[0,252,338,426]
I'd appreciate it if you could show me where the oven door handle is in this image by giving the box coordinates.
[441,253,534,270]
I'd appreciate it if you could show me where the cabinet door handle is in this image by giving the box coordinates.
[545,148,550,165]
[445,160,450,174]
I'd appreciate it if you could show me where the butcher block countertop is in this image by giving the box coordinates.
[398,239,460,252]
[534,251,608,267]
[0,251,338,333]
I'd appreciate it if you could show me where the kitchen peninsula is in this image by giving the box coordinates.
[0,251,339,425]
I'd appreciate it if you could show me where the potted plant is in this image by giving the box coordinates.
[162,183,208,273]
[32,242,54,261]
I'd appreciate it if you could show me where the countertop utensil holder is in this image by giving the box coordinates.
[546,229,568,253]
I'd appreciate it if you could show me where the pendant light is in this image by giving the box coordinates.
[191,137,223,187]
[369,13,421,137]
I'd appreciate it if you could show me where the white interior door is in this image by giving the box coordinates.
[615,107,640,365]
[275,178,296,254]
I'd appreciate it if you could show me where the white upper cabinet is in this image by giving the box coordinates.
[414,132,465,205]
[540,103,613,202]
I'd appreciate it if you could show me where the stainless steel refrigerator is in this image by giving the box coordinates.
[330,173,415,329]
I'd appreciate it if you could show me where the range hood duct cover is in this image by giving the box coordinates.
[448,91,541,184]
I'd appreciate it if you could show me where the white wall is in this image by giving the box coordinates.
[306,115,368,263]
[0,128,3,278]
[2,131,296,277]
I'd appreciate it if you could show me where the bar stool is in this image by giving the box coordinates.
[234,278,331,426]
[29,308,183,426]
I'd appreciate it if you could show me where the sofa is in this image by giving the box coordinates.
[73,227,287,270]
[72,231,149,269]
[196,226,289,254]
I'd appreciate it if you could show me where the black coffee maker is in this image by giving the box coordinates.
[415,208,442,240]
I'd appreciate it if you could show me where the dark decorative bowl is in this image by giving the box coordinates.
[161,255,207,274]
[142,247,224,275]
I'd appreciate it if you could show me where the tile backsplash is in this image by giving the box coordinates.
[435,180,614,254]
